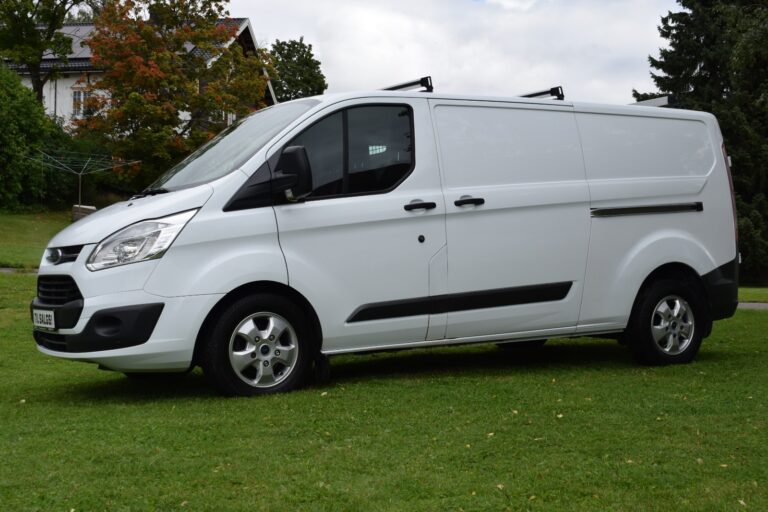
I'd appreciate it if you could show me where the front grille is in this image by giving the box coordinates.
[58,245,84,264]
[37,275,83,306]
[34,331,68,352]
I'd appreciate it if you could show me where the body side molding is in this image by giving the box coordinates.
[591,202,703,218]
[347,282,572,323]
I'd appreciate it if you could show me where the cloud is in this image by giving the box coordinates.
[230,0,675,104]
[484,0,541,12]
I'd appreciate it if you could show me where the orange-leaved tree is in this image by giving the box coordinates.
[76,0,274,190]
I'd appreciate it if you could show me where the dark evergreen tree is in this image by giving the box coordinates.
[270,37,328,102]
[635,1,768,282]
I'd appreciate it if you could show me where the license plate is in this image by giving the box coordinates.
[33,309,55,329]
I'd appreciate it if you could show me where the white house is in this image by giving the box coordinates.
[6,18,275,122]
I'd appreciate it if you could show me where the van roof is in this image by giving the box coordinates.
[304,90,714,122]
[309,90,575,107]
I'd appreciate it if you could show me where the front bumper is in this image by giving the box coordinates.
[32,289,223,372]
[34,303,164,353]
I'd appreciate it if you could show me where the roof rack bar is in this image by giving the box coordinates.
[520,86,565,101]
[383,76,433,93]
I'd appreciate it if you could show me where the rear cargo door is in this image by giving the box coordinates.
[430,100,590,339]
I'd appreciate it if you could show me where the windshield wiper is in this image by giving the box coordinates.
[131,187,171,199]
[143,187,170,196]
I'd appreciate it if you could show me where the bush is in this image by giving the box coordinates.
[0,64,50,211]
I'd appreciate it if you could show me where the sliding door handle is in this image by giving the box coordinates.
[454,196,485,207]
[404,201,437,211]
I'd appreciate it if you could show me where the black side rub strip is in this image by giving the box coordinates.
[347,282,572,323]
[591,202,703,218]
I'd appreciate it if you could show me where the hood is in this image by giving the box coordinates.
[48,184,214,247]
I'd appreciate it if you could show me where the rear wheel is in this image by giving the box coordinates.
[626,279,707,365]
[201,294,315,396]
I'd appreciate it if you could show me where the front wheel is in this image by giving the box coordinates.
[201,294,315,396]
[626,279,707,365]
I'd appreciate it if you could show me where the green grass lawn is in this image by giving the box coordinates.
[1,273,766,511]
[740,287,768,303]
[0,211,70,268]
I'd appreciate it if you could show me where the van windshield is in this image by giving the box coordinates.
[148,99,320,191]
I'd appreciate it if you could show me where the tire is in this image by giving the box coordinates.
[496,339,547,350]
[200,294,316,396]
[626,278,707,365]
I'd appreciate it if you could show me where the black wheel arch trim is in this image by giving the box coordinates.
[192,281,323,368]
[628,258,738,340]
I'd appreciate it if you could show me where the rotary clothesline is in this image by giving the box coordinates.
[35,149,140,206]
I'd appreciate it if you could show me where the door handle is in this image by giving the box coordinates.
[404,201,437,211]
[454,196,485,207]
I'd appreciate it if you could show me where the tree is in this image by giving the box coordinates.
[0,64,54,209]
[635,1,768,282]
[75,0,275,189]
[65,7,93,22]
[270,37,327,102]
[65,1,109,22]
[0,0,84,102]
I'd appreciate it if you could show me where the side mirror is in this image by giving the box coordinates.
[274,146,313,201]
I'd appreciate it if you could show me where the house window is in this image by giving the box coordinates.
[72,90,92,118]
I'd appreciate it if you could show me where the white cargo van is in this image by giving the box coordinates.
[31,83,739,395]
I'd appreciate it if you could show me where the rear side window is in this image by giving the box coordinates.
[287,104,414,199]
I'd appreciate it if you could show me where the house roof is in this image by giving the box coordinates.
[51,22,95,60]
[187,18,253,60]
[4,18,253,74]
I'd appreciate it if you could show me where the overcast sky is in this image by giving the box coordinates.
[229,0,678,105]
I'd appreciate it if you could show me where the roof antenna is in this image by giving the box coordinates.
[383,76,433,93]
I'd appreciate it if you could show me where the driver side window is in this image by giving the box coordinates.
[289,112,344,197]
[287,104,414,199]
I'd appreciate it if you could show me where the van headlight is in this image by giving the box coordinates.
[86,209,198,271]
